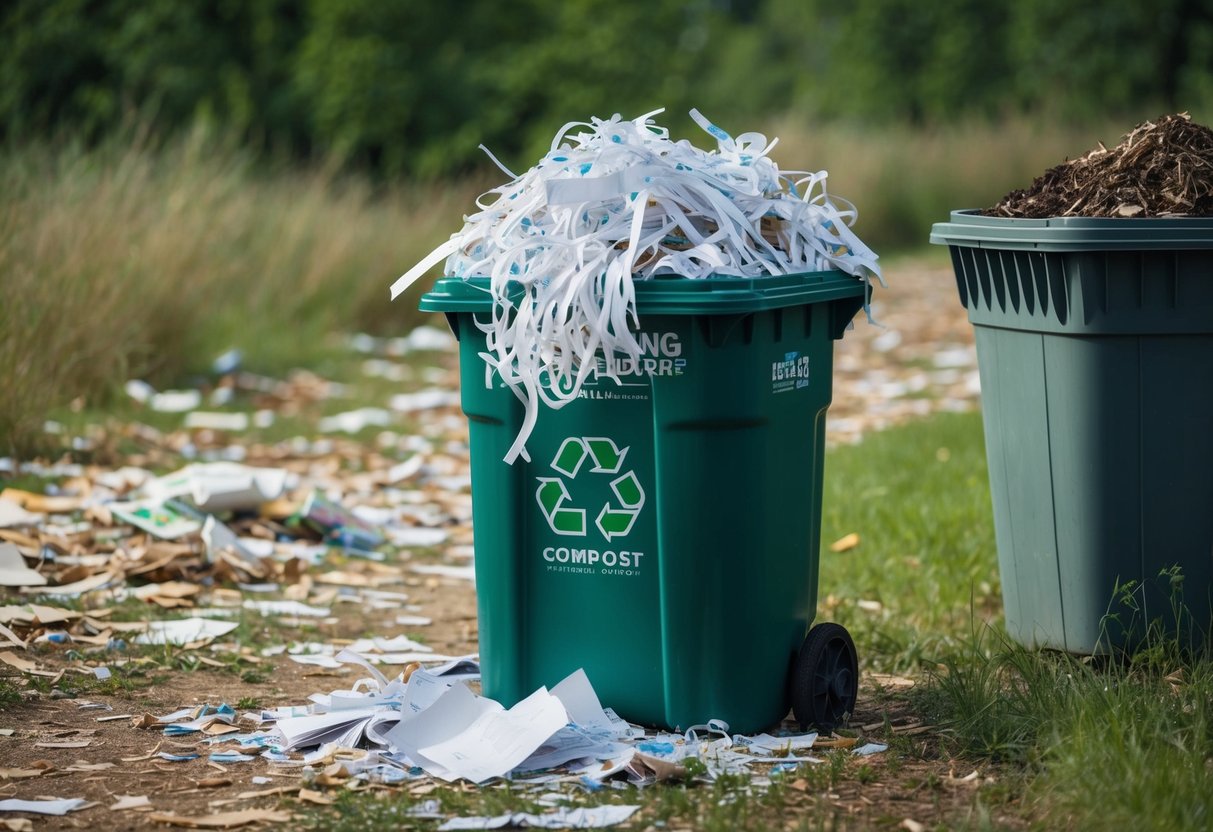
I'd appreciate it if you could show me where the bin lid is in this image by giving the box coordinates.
[419,270,867,316]
[930,209,1213,251]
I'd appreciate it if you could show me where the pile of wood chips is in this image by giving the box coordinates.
[988,112,1213,218]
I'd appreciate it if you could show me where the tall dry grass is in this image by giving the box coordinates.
[0,130,475,454]
[1,117,1123,455]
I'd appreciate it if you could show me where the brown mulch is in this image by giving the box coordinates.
[987,112,1213,218]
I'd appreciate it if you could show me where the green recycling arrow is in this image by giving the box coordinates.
[551,437,588,477]
[535,435,645,541]
[535,478,586,535]
[596,504,638,539]
[585,437,626,474]
[610,471,644,508]
[596,471,645,540]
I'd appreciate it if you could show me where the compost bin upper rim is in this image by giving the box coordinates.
[930,208,1213,251]
[419,269,869,316]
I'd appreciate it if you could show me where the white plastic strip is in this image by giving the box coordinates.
[393,110,883,462]
[390,238,460,301]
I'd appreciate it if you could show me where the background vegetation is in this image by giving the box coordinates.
[4,0,1213,452]
[6,0,1212,175]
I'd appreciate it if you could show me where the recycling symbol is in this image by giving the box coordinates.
[535,437,645,540]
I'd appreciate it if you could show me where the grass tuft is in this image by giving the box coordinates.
[921,621,1213,830]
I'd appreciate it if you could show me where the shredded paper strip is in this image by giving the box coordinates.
[391,110,883,462]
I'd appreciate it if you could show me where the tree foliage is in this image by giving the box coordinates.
[3,0,1213,176]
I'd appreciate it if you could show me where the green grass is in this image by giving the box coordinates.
[822,412,1213,829]
[819,411,998,671]
[17,661,161,699]
[0,676,23,710]
[920,625,1213,831]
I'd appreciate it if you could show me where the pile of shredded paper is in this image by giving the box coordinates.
[392,110,883,462]
[184,655,886,793]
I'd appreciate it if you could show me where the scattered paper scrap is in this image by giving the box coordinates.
[157,751,201,762]
[395,614,433,627]
[410,564,476,582]
[243,600,331,618]
[26,570,117,597]
[387,527,449,548]
[147,388,202,413]
[64,762,113,772]
[318,408,393,434]
[134,618,239,646]
[34,740,93,749]
[0,499,40,529]
[389,390,461,414]
[853,742,889,756]
[146,809,293,828]
[387,684,570,784]
[0,798,88,815]
[297,789,335,806]
[438,806,640,831]
[0,544,45,588]
[110,795,152,811]
[109,500,201,540]
[209,752,256,763]
[183,412,249,432]
[0,488,83,514]
[143,463,290,512]
[737,732,819,755]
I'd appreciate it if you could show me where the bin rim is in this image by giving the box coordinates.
[930,209,1213,251]
[419,269,868,316]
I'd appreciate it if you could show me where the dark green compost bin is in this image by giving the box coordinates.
[930,211,1213,653]
[421,271,867,733]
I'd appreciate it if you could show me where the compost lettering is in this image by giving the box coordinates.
[543,547,646,577]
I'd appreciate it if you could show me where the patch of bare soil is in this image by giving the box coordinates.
[0,579,479,830]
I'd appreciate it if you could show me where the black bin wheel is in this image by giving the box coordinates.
[790,622,858,731]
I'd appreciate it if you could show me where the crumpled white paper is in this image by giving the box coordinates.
[392,109,883,463]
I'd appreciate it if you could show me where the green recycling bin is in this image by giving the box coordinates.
[930,211,1213,653]
[421,271,867,733]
